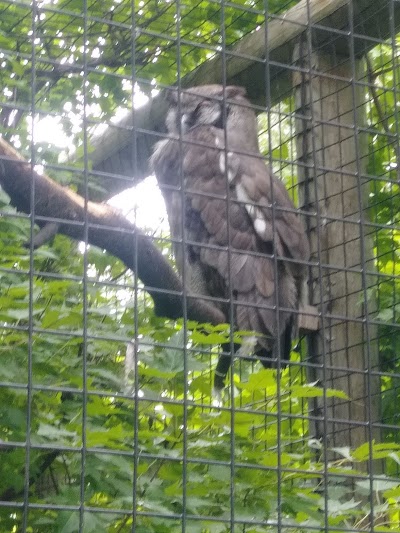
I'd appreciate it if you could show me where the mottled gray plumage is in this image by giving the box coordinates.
[151,85,309,389]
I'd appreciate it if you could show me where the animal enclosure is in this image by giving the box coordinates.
[0,0,400,531]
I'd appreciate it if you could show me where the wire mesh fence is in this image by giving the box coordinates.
[0,0,400,531]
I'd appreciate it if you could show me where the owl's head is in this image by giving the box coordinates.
[165,84,249,134]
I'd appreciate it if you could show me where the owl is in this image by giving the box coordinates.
[151,85,310,391]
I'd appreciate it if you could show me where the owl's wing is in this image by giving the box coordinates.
[232,154,310,280]
[179,126,309,342]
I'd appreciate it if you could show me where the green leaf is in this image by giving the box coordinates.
[356,478,400,493]
[289,385,349,400]
[353,441,400,461]
[236,368,276,391]
[330,447,353,461]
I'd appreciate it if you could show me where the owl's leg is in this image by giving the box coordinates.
[257,349,274,368]
[214,343,237,390]
[281,316,294,362]
[214,335,258,390]
[257,316,294,368]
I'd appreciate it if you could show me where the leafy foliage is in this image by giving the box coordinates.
[1,191,400,532]
[0,0,296,160]
[364,43,400,440]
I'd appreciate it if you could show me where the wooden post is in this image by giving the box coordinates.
[293,45,380,451]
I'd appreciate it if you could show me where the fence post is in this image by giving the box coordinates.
[293,44,380,451]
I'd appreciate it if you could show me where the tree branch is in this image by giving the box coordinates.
[0,450,60,502]
[0,136,226,325]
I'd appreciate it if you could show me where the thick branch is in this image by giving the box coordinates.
[0,137,225,325]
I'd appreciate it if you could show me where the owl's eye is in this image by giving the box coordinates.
[196,100,223,127]
[179,100,224,132]
[191,101,208,120]
[180,110,197,132]
[180,102,204,132]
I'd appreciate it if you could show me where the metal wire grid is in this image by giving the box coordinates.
[0,0,399,531]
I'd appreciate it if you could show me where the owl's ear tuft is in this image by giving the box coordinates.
[224,85,247,99]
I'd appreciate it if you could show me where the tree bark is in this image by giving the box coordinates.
[0,137,225,326]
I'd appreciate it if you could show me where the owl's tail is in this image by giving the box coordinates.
[213,270,297,390]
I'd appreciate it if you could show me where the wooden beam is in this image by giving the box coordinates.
[185,0,360,92]
[89,0,400,199]
[294,48,380,450]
